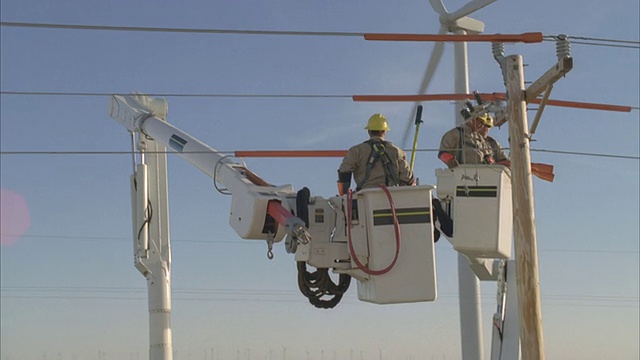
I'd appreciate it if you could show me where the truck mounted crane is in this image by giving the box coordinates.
[109,93,521,360]
[110,93,438,308]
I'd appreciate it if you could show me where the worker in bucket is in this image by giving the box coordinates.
[337,113,415,195]
[437,113,508,168]
[476,115,510,166]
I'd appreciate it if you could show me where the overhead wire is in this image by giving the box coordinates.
[1,26,638,110]
[563,41,639,50]
[5,233,638,254]
[0,21,365,37]
[1,91,637,111]
[1,148,638,160]
[542,35,640,49]
[0,91,353,98]
[542,34,640,49]
[1,21,638,50]
[529,149,639,159]
[569,35,640,45]
[2,285,637,308]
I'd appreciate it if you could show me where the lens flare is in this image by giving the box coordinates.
[1,188,31,246]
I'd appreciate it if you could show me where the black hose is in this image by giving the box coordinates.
[297,262,351,309]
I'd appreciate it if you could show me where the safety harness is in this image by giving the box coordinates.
[355,140,400,191]
[455,126,495,164]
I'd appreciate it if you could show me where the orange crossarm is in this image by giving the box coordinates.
[529,98,632,112]
[235,150,347,158]
[353,93,632,112]
[531,162,555,183]
[364,32,543,43]
[353,93,507,102]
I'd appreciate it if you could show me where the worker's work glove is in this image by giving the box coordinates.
[337,181,350,196]
[446,158,460,169]
[484,155,495,164]
[337,171,352,196]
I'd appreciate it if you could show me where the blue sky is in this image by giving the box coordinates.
[1,0,638,359]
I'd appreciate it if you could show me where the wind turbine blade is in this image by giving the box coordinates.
[417,40,445,95]
[428,0,449,17]
[400,26,446,147]
[448,0,497,20]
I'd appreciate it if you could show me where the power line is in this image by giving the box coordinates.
[565,40,639,50]
[568,35,640,45]
[1,22,638,50]
[0,91,352,98]
[542,34,640,49]
[1,148,638,160]
[2,91,638,111]
[2,286,637,308]
[5,286,638,300]
[529,149,640,160]
[5,233,638,254]
[0,21,364,37]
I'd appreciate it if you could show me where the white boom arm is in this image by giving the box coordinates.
[111,94,309,245]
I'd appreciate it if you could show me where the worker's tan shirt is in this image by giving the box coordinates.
[439,124,493,164]
[339,136,414,189]
[486,136,509,163]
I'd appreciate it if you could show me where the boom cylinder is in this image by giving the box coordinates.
[135,163,149,258]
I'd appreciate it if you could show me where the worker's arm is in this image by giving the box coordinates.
[337,171,352,196]
[438,129,460,168]
[337,147,359,195]
[395,147,416,186]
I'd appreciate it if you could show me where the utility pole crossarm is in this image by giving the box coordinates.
[525,57,573,102]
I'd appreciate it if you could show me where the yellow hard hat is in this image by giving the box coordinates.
[478,113,494,127]
[365,113,390,131]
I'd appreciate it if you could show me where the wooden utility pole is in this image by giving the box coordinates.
[505,54,545,359]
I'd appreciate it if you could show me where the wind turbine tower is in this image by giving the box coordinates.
[407,1,501,359]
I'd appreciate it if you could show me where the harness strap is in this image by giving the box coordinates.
[457,126,493,164]
[355,140,399,191]
[373,143,400,187]
[457,126,464,162]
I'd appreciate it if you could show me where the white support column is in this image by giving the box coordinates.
[502,260,521,359]
[489,260,521,360]
[454,28,484,360]
[454,30,470,128]
[139,131,173,360]
[148,260,172,360]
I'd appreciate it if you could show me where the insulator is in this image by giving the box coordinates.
[473,90,484,105]
[465,100,475,113]
[492,42,505,59]
[556,34,571,59]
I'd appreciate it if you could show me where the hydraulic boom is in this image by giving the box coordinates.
[109,93,438,309]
